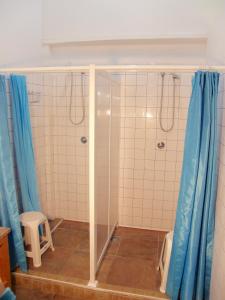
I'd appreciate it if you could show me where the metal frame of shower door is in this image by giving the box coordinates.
[88,64,98,287]
[1,65,225,73]
[88,68,122,287]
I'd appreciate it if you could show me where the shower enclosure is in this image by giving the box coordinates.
[23,66,121,286]
[6,64,193,293]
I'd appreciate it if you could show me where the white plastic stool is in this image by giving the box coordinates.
[20,211,54,267]
[157,230,173,293]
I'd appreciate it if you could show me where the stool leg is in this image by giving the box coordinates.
[157,237,166,271]
[30,226,42,267]
[45,220,55,251]
[24,227,31,246]
[160,238,173,293]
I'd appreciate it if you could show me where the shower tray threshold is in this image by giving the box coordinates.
[12,271,168,300]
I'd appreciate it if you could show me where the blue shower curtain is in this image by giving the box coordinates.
[10,75,41,213]
[166,71,220,300]
[0,75,27,271]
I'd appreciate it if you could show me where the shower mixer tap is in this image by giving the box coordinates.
[80,136,87,144]
[157,142,165,149]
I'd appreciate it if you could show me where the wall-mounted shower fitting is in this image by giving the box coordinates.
[80,136,87,144]
[159,72,180,132]
[167,73,180,80]
[69,72,86,126]
[157,141,165,149]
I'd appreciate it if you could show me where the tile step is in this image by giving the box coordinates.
[12,272,167,300]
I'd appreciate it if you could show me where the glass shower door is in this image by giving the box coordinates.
[95,71,111,266]
[88,67,120,286]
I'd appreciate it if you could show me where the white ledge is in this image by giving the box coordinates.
[43,34,208,46]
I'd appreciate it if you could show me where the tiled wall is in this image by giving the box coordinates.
[26,71,225,295]
[27,72,89,222]
[27,71,192,231]
[118,72,192,231]
[210,74,225,300]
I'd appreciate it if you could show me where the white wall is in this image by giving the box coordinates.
[206,2,225,65]
[0,0,49,67]
[43,0,209,43]
[0,0,224,67]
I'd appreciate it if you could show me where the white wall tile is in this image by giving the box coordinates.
[119,72,190,231]
[28,72,89,222]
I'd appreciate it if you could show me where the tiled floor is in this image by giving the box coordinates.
[26,220,90,282]
[98,226,165,291]
[14,287,75,300]
[21,220,166,296]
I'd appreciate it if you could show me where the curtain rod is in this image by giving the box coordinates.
[0,65,225,73]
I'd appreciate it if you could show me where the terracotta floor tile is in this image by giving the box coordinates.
[76,238,89,253]
[52,228,88,249]
[115,227,160,240]
[60,251,90,280]
[97,256,115,282]
[28,260,63,276]
[24,220,166,296]
[102,256,160,290]
[54,296,76,300]
[105,236,121,256]
[117,237,159,261]
[28,247,73,273]
[15,287,54,300]
[43,246,75,261]
[59,220,89,232]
